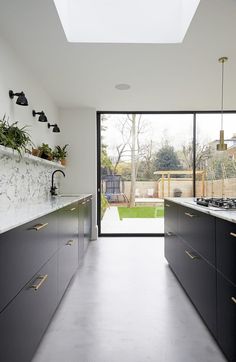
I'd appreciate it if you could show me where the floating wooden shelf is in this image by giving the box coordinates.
[0,145,65,169]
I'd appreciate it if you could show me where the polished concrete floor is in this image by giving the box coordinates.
[33,237,226,362]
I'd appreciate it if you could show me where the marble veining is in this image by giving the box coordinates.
[165,197,236,224]
[0,147,63,205]
[0,195,91,234]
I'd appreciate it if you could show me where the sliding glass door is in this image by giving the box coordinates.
[98,112,194,235]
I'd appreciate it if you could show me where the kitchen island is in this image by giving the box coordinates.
[165,197,236,362]
[0,195,92,362]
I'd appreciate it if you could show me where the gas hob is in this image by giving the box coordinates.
[196,197,236,210]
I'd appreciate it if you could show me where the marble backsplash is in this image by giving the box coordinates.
[0,149,64,205]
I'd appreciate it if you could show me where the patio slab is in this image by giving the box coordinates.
[101,206,164,234]
[135,198,164,203]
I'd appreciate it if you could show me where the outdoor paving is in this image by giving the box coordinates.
[135,198,164,203]
[101,206,164,234]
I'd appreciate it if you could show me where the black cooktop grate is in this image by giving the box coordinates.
[196,197,236,209]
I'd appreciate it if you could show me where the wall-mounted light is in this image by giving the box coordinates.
[217,57,228,151]
[9,90,28,106]
[48,123,60,133]
[32,110,48,122]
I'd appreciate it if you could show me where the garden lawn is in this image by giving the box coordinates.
[118,206,164,220]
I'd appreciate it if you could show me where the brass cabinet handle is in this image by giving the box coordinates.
[185,250,198,260]
[70,207,76,211]
[66,240,74,246]
[30,275,48,291]
[32,223,48,231]
[185,212,196,218]
[230,232,236,238]
[231,297,236,304]
[166,204,170,207]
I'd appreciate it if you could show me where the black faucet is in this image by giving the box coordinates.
[50,169,65,196]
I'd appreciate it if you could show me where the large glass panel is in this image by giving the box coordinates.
[100,113,194,234]
[196,113,236,198]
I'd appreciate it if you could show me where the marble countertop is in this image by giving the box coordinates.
[0,194,92,234]
[165,197,236,224]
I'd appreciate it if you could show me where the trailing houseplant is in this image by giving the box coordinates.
[0,115,33,155]
[38,143,53,160]
[53,144,69,165]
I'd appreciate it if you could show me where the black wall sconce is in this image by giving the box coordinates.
[32,110,48,123]
[48,123,60,133]
[9,90,28,106]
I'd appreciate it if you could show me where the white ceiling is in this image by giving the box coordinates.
[0,0,236,111]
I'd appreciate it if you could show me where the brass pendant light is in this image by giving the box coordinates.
[216,56,228,151]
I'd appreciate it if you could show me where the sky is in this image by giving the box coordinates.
[102,113,236,158]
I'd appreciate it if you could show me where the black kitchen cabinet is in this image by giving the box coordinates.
[164,199,179,235]
[0,253,58,362]
[78,199,85,261]
[58,238,78,300]
[165,199,236,361]
[165,231,183,273]
[217,272,236,362]
[216,218,236,285]
[181,241,217,337]
[0,195,92,362]
[58,202,79,249]
[178,205,215,265]
[58,201,79,300]
[77,197,92,259]
[164,200,182,280]
[84,197,92,252]
[0,211,58,313]
[165,224,216,337]
[216,218,236,362]
[58,202,79,300]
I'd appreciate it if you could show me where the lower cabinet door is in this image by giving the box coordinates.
[216,218,236,285]
[164,200,179,235]
[84,197,92,253]
[0,211,58,313]
[178,206,215,265]
[58,238,78,301]
[78,200,85,261]
[217,273,236,362]
[165,235,217,337]
[0,254,58,362]
[182,242,217,337]
[58,202,79,249]
[165,231,185,279]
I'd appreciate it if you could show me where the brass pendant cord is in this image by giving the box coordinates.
[221,59,225,130]
[216,56,228,151]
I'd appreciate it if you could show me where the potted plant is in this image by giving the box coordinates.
[173,188,182,197]
[31,147,41,157]
[54,144,69,166]
[38,143,53,160]
[0,115,33,155]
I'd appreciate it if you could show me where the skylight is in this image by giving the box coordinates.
[53,0,200,43]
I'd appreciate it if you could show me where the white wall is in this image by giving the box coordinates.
[59,108,97,240]
[0,34,60,148]
[0,33,98,238]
